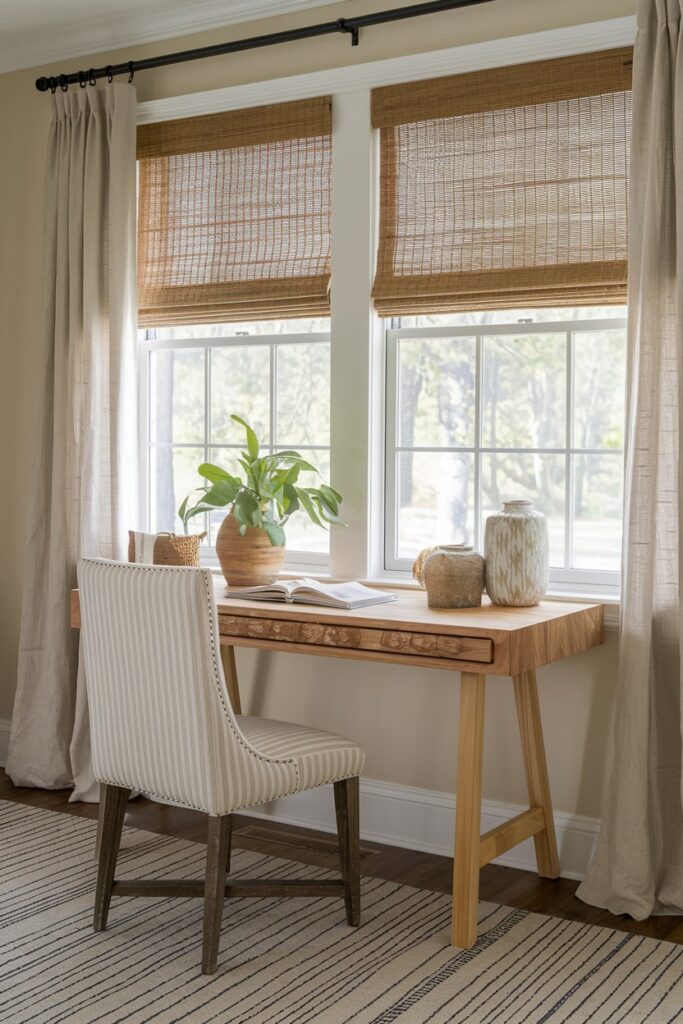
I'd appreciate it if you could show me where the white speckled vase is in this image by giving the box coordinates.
[484,500,549,607]
[422,545,486,609]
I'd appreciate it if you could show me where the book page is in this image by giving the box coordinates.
[295,579,396,604]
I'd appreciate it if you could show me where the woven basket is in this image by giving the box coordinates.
[128,531,206,567]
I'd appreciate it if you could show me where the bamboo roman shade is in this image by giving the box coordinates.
[137,98,331,325]
[372,49,632,315]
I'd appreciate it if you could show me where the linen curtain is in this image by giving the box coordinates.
[371,50,632,315]
[6,84,137,798]
[137,98,332,325]
[577,0,683,917]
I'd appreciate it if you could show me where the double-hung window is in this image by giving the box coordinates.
[139,318,331,568]
[384,307,626,595]
[136,98,332,569]
[373,48,631,595]
[136,45,632,597]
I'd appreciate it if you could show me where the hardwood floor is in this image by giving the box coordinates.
[2,768,681,944]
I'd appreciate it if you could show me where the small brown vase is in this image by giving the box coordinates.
[422,545,485,609]
[215,511,285,588]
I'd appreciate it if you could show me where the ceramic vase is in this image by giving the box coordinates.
[484,500,548,607]
[215,511,285,588]
[422,545,486,609]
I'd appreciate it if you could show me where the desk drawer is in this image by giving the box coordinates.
[218,614,494,664]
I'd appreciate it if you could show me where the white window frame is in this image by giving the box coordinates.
[138,328,331,572]
[136,15,635,605]
[384,317,627,597]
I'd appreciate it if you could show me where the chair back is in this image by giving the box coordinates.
[77,558,293,815]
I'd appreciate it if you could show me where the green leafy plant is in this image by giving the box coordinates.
[178,415,343,547]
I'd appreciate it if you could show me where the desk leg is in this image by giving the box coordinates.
[451,671,486,949]
[513,670,560,878]
[221,644,242,715]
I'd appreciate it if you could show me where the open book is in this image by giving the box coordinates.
[224,577,398,610]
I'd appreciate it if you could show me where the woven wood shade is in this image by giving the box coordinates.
[371,49,632,315]
[137,98,331,326]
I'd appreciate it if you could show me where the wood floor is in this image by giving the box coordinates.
[2,768,681,945]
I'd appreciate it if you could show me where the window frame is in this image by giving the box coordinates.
[383,315,627,597]
[135,77,632,605]
[137,327,332,572]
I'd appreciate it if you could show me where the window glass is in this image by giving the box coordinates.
[142,319,331,562]
[386,308,627,588]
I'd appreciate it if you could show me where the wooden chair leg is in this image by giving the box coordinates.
[94,803,104,862]
[202,814,231,975]
[224,815,233,875]
[94,783,130,932]
[221,645,242,714]
[513,670,560,878]
[334,776,361,927]
[451,672,486,948]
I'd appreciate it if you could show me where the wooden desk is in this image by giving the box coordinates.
[71,584,603,949]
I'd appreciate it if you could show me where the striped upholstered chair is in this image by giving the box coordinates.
[77,558,364,975]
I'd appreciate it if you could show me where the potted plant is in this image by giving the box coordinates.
[178,415,343,587]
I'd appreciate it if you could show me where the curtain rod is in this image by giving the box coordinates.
[35,0,493,93]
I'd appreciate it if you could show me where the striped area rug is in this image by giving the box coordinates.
[1,799,681,1024]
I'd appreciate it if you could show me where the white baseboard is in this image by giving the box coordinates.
[0,719,10,767]
[243,777,600,881]
[0,716,598,878]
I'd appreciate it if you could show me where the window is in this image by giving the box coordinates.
[139,318,331,568]
[135,56,632,598]
[373,50,631,596]
[385,307,627,594]
[136,98,333,570]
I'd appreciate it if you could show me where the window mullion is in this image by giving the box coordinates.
[270,343,277,453]
[384,331,399,570]
[565,331,574,571]
[474,334,483,552]
[329,89,375,579]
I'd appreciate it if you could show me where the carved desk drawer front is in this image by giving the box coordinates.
[218,614,494,664]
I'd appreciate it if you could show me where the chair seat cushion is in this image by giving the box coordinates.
[237,716,365,792]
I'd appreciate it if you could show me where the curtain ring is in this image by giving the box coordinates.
[88,68,97,87]
[78,71,87,88]
[59,74,68,92]
[127,62,135,83]
[106,66,114,84]
[49,77,58,94]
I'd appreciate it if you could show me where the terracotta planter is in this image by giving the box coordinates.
[215,511,285,588]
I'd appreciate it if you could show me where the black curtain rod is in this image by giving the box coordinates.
[35,0,493,93]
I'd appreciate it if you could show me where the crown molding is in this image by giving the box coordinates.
[0,0,341,75]
[137,16,637,124]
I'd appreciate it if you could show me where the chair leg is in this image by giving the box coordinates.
[94,783,130,932]
[224,815,233,875]
[334,777,361,927]
[202,815,231,975]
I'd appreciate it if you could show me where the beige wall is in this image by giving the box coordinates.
[0,0,632,814]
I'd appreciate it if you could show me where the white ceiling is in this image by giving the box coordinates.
[0,0,342,74]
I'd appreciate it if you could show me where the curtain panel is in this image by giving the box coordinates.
[371,49,632,315]
[137,97,332,326]
[6,84,137,792]
[577,0,683,918]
